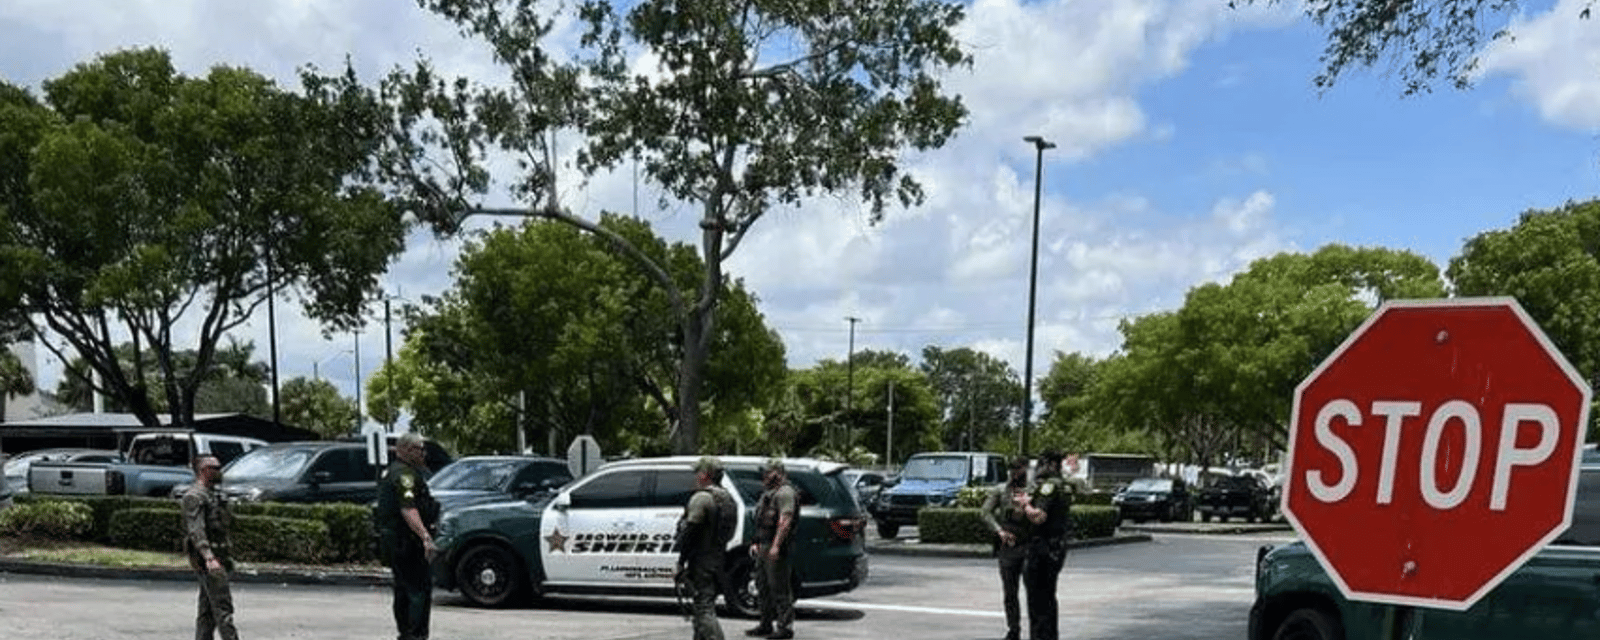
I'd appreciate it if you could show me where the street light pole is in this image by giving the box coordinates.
[845,316,861,451]
[1020,135,1056,457]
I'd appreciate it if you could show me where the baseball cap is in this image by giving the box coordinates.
[693,456,722,473]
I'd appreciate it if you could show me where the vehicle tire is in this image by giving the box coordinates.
[455,543,525,608]
[1271,607,1344,640]
[1247,511,1258,523]
[1159,507,1173,523]
[1200,512,1213,523]
[1219,515,1230,523]
[877,522,899,540]
[722,557,762,619]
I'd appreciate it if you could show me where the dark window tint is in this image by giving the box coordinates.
[648,469,700,508]
[309,448,372,483]
[513,462,572,491]
[130,437,191,466]
[1553,469,1600,546]
[728,469,765,503]
[987,457,1006,483]
[571,470,646,509]
[210,441,246,465]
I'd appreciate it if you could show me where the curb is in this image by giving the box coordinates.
[865,534,1152,558]
[0,558,391,587]
[1118,523,1293,535]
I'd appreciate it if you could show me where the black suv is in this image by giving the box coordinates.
[214,441,382,504]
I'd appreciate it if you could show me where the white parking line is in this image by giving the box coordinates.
[801,600,1004,618]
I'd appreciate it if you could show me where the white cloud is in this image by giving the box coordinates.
[1479,0,1600,129]
[1,0,1301,419]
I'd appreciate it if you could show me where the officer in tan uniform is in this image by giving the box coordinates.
[746,458,798,640]
[981,457,1034,640]
[183,454,239,640]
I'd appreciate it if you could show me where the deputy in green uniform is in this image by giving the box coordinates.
[981,457,1034,640]
[183,454,239,640]
[677,456,737,640]
[745,458,798,640]
[1022,450,1072,640]
[376,433,440,640]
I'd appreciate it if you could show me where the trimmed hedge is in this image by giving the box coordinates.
[15,494,374,563]
[1076,492,1116,507]
[0,500,93,540]
[109,509,332,563]
[916,505,1122,544]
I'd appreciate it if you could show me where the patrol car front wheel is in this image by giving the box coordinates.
[456,543,524,608]
[1271,607,1343,640]
[723,558,762,619]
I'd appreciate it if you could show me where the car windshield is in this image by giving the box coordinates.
[224,448,314,481]
[901,456,969,481]
[1126,478,1172,492]
[1211,475,1254,489]
[431,459,522,491]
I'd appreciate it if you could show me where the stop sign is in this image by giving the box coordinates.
[1286,297,1591,611]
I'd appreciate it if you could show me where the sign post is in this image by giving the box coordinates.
[567,435,602,478]
[1284,297,1591,613]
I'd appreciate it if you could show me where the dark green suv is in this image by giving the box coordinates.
[431,455,869,615]
[1249,449,1600,639]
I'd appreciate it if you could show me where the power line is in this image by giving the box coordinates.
[770,312,1150,333]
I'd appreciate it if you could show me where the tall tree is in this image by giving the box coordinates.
[279,376,359,438]
[56,340,271,418]
[0,346,35,421]
[377,215,787,456]
[781,359,941,464]
[320,0,972,453]
[1229,0,1591,94]
[1449,198,1600,438]
[0,48,405,430]
[918,346,1024,451]
[1093,244,1446,465]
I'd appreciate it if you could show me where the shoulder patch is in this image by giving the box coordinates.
[1041,482,1055,496]
[401,474,414,489]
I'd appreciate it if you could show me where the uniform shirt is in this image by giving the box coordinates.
[182,483,233,561]
[981,483,1034,539]
[1029,470,1073,542]
[376,460,437,538]
[678,484,734,567]
[754,482,798,546]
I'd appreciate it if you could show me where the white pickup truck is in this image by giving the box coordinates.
[27,431,266,497]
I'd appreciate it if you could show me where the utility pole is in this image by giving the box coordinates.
[845,316,861,451]
[1020,135,1056,456]
[887,379,895,469]
[383,296,394,434]
[353,330,362,433]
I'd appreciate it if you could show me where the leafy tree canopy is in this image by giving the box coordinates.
[57,338,271,419]
[279,376,359,439]
[0,47,405,429]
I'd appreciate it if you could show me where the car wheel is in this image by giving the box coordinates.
[722,556,761,618]
[455,543,524,608]
[1271,607,1343,640]
[1200,512,1213,523]
[877,522,899,540]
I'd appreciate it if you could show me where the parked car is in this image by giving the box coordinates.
[1196,472,1274,523]
[207,441,380,504]
[840,468,888,508]
[3,448,123,495]
[430,455,573,513]
[1112,477,1193,523]
[27,433,266,497]
[870,451,1008,539]
[1249,450,1600,640]
[338,433,454,473]
[431,455,868,615]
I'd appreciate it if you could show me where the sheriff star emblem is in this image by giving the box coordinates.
[545,528,569,553]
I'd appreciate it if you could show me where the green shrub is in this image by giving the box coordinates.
[108,509,333,563]
[0,500,94,540]
[232,516,330,564]
[16,494,178,542]
[1072,505,1118,539]
[108,508,183,552]
[233,502,373,562]
[1075,492,1116,507]
[955,484,992,509]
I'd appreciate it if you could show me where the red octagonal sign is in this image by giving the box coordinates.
[1286,297,1591,611]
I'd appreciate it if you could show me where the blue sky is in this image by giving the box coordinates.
[2,0,1598,429]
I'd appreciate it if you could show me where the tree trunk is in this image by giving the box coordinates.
[673,305,711,454]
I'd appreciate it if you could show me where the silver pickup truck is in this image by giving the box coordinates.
[28,432,266,498]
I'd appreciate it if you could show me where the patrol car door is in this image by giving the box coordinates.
[540,468,647,585]
[626,469,702,584]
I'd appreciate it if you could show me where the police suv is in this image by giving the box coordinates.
[431,455,869,615]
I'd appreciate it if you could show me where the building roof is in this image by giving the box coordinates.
[0,412,319,443]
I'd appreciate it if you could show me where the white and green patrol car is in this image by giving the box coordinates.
[431,455,870,615]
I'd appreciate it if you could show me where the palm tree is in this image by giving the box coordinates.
[0,346,36,421]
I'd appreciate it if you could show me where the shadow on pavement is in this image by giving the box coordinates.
[436,593,866,621]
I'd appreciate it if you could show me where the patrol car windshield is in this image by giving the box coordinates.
[223,448,314,481]
[431,459,522,491]
[900,456,969,481]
